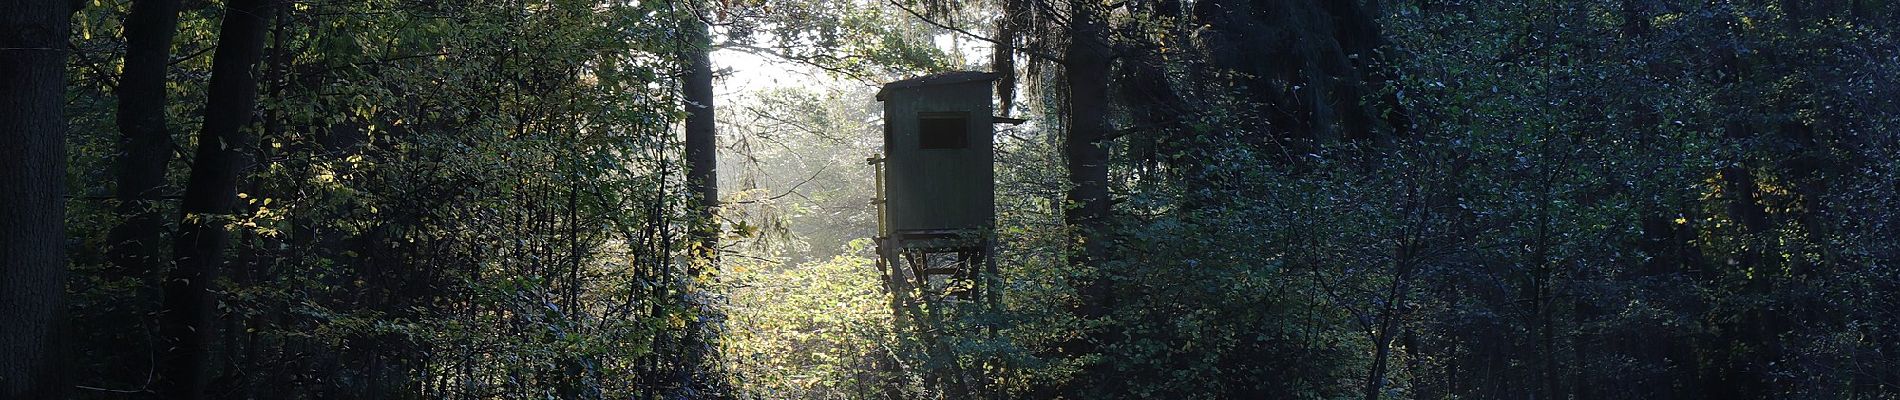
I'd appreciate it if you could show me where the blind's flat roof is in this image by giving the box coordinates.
[877,71,996,100]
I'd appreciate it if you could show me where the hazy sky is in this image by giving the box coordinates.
[709,32,990,95]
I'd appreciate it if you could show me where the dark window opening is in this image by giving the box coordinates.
[918,114,968,149]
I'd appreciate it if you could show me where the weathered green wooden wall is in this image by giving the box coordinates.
[881,79,995,235]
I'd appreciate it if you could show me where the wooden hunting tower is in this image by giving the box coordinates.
[877,71,996,236]
[871,71,1010,397]
[872,71,1002,302]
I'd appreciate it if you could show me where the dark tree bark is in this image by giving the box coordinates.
[105,0,186,281]
[0,0,72,397]
[683,18,719,265]
[1064,0,1112,284]
[993,0,1024,116]
[1062,0,1116,396]
[157,0,273,396]
[676,10,721,396]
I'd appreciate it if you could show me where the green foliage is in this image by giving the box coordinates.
[63,0,733,397]
[723,240,905,399]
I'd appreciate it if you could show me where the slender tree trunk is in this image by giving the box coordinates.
[678,9,721,395]
[1063,0,1115,396]
[1365,236,1418,400]
[157,0,273,396]
[103,0,185,387]
[105,0,186,280]
[0,0,72,396]
[1364,328,1394,400]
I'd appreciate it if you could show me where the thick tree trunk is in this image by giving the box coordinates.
[683,21,719,265]
[677,12,721,395]
[1064,0,1112,286]
[0,0,72,396]
[157,0,272,396]
[993,0,1024,116]
[1063,0,1115,396]
[105,0,186,280]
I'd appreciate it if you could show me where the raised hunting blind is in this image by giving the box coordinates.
[877,71,996,235]
[871,71,1007,305]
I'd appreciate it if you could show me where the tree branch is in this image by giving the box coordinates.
[715,43,882,86]
[886,0,1069,65]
